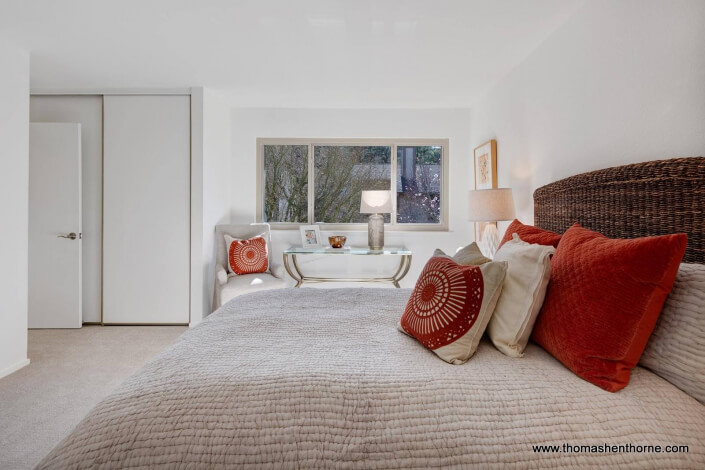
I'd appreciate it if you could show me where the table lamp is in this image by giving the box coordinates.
[468,188,516,257]
[360,190,392,250]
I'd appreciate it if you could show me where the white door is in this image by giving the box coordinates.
[30,95,103,323]
[103,95,190,324]
[28,123,82,329]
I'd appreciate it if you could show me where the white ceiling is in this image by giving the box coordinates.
[0,0,583,107]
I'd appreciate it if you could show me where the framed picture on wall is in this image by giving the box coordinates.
[474,139,497,190]
[299,225,322,247]
[473,140,498,248]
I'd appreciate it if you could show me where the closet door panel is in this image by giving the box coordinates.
[103,95,190,324]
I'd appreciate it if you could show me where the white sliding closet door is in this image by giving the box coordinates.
[103,95,190,324]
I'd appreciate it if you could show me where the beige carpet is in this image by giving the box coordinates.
[0,326,186,470]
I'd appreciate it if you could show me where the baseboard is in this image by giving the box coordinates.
[0,358,30,380]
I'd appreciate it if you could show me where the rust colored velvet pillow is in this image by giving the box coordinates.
[499,219,561,249]
[531,224,687,392]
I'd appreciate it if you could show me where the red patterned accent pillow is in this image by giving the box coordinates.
[225,235,269,275]
[531,224,687,392]
[499,219,561,249]
[399,256,507,364]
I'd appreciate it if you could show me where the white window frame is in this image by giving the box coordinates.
[256,137,450,231]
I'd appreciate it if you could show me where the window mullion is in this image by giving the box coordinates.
[391,143,397,226]
[308,143,314,224]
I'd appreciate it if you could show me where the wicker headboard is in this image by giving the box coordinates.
[534,157,705,264]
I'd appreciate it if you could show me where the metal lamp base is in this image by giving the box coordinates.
[368,213,385,250]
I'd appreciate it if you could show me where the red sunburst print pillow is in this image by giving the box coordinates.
[225,235,269,275]
[399,256,508,364]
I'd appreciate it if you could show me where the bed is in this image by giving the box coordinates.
[39,157,705,469]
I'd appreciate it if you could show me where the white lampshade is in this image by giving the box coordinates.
[468,188,516,221]
[360,190,393,214]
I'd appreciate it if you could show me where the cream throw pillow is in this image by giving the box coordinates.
[487,234,555,357]
[433,242,491,266]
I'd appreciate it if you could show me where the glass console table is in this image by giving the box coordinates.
[282,246,412,288]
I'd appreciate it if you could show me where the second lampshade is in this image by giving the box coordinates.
[468,188,516,257]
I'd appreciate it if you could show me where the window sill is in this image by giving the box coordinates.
[267,223,449,232]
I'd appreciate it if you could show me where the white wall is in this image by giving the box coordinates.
[471,0,705,226]
[192,88,232,321]
[0,41,30,378]
[230,108,474,287]
[202,89,232,315]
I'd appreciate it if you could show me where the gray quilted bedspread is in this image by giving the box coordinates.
[38,288,705,469]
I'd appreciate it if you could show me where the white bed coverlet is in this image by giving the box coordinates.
[38,288,705,469]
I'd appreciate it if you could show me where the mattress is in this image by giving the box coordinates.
[38,288,705,469]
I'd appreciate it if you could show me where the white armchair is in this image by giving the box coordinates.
[212,223,287,311]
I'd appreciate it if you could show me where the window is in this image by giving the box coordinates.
[396,146,442,224]
[314,145,391,224]
[257,139,448,230]
[262,144,308,223]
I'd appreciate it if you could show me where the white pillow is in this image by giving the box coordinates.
[487,233,555,357]
[640,263,705,403]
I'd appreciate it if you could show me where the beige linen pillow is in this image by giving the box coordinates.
[640,263,705,403]
[433,242,491,266]
[487,233,555,357]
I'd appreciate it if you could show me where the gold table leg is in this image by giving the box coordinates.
[281,253,412,288]
[391,254,412,288]
[282,253,303,287]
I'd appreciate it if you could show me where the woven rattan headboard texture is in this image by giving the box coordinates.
[534,157,704,264]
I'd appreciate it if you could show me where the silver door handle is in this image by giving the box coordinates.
[57,232,78,240]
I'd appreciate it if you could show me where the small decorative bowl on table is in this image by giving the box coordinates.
[328,236,347,249]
